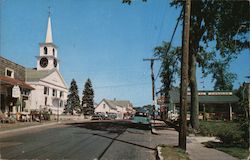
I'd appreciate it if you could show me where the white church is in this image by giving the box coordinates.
[25,15,68,115]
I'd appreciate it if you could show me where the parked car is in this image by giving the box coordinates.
[91,114,103,120]
[132,112,150,124]
[107,113,117,120]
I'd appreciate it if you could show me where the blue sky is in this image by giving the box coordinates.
[1,0,249,106]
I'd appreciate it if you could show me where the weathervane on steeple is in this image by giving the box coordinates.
[48,6,51,17]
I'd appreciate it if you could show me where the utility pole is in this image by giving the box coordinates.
[179,0,191,150]
[143,58,160,120]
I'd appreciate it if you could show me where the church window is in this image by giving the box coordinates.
[59,100,63,107]
[45,97,47,105]
[53,48,55,56]
[60,91,63,98]
[44,47,48,54]
[103,104,106,109]
[44,87,49,95]
[52,89,57,97]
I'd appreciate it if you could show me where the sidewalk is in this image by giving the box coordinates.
[151,120,238,160]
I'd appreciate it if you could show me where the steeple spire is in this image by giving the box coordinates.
[45,7,53,43]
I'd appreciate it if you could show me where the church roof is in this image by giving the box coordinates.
[26,68,56,82]
[45,16,53,43]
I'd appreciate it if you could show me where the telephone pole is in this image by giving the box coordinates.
[143,58,160,120]
[179,0,191,150]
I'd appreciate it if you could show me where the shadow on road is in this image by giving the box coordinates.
[66,120,151,134]
[66,120,154,159]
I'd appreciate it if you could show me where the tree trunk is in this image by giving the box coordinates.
[189,52,199,130]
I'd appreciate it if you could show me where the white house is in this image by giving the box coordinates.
[95,99,135,119]
[25,15,68,115]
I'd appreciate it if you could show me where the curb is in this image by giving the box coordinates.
[156,146,163,160]
[150,122,158,135]
[0,122,59,135]
[151,127,158,135]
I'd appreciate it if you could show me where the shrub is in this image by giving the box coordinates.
[199,121,221,136]
[215,123,243,145]
[199,121,245,145]
[41,110,51,120]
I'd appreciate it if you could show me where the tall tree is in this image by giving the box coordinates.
[123,0,249,130]
[81,78,95,115]
[171,0,250,130]
[154,42,181,119]
[65,79,80,115]
[210,60,237,91]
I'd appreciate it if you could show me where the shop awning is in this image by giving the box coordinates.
[0,76,34,90]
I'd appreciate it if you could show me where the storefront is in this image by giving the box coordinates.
[157,89,239,121]
[0,56,34,117]
[0,76,34,115]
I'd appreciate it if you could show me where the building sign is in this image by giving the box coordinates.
[208,92,232,96]
[12,85,21,98]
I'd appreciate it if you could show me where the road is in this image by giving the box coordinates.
[0,120,177,160]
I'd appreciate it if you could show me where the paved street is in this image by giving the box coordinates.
[0,120,173,160]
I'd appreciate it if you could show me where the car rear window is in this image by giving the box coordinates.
[135,112,148,117]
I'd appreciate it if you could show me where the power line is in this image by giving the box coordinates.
[155,8,184,82]
[155,2,169,46]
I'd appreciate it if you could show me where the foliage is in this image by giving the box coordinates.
[154,42,181,102]
[41,109,50,120]
[65,79,80,115]
[142,104,154,116]
[170,0,250,129]
[215,123,243,145]
[81,78,95,115]
[209,60,237,91]
[235,83,249,119]
[199,121,248,146]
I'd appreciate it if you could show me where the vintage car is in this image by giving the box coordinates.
[132,112,150,124]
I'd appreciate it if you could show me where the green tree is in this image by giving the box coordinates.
[123,0,249,130]
[142,104,154,116]
[235,83,249,148]
[236,83,249,120]
[171,0,249,130]
[209,60,237,91]
[65,79,80,115]
[154,42,181,119]
[81,78,95,115]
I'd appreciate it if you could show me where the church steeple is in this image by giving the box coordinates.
[45,15,53,43]
[37,9,59,71]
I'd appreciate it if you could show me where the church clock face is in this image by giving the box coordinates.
[54,59,57,68]
[40,57,48,68]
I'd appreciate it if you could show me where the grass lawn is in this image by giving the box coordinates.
[203,141,250,159]
[159,145,190,160]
